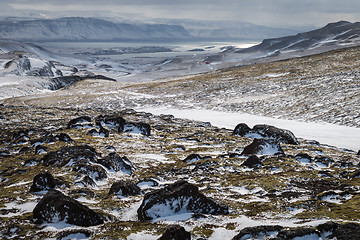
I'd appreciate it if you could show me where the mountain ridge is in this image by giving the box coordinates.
[237,20,360,53]
[0,17,193,41]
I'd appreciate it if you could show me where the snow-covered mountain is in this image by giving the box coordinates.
[238,21,360,53]
[154,18,308,40]
[0,17,193,41]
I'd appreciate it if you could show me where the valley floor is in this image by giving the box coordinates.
[0,43,359,240]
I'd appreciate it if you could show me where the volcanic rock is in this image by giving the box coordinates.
[95,115,125,132]
[232,123,251,136]
[241,155,263,168]
[233,123,298,145]
[41,145,97,167]
[158,225,191,240]
[108,181,141,197]
[241,139,284,156]
[67,116,92,129]
[137,180,228,221]
[29,172,58,192]
[123,122,151,136]
[33,189,104,226]
[97,153,133,175]
[232,225,283,240]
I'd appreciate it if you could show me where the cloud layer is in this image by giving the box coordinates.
[4,0,360,27]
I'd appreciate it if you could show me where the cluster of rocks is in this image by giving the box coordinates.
[67,114,151,137]
[1,105,359,239]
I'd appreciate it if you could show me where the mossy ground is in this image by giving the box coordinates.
[0,104,359,239]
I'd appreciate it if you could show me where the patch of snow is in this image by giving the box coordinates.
[127,232,158,240]
[0,200,38,217]
[209,227,237,240]
[152,212,194,222]
[137,107,360,151]
[62,233,89,240]
[133,153,170,163]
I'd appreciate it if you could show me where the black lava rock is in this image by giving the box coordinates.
[29,172,58,192]
[72,161,107,181]
[35,145,48,154]
[108,181,141,197]
[124,122,151,136]
[97,153,133,175]
[33,189,104,227]
[56,133,73,143]
[158,225,191,240]
[41,145,97,167]
[67,116,92,129]
[232,123,251,136]
[137,180,228,221]
[233,123,298,145]
[95,115,125,132]
[241,139,284,156]
[232,225,283,240]
[241,155,263,168]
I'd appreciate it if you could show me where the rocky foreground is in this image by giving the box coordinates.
[0,104,359,239]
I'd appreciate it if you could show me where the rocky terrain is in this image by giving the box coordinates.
[7,45,360,129]
[0,104,359,239]
[0,21,360,239]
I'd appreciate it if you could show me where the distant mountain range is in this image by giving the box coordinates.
[152,18,309,40]
[238,21,360,53]
[0,16,313,42]
[0,17,192,41]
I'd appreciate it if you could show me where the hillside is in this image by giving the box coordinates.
[238,21,360,53]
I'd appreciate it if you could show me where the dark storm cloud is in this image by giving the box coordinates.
[5,0,360,27]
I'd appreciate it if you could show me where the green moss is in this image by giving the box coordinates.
[192,224,215,238]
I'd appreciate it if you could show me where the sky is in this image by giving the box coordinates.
[2,0,360,27]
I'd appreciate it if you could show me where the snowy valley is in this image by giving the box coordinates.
[0,20,360,240]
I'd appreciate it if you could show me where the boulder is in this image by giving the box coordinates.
[232,123,251,136]
[41,145,97,167]
[29,172,58,192]
[87,126,110,137]
[241,139,284,156]
[232,225,283,240]
[278,227,320,239]
[56,133,73,143]
[97,153,133,175]
[108,181,141,197]
[357,150,360,156]
[137,180,228,221]
[35,145,48,154]
[124,122,151,136]
[67,116,92,129]
[33,189,104,227]
[241,155,262,168]
[233,123,298,145]
[30,135,57,146]
[158,225,191,240]
[95,115,125,132]
[72,161,107,181]
[328,222,360,240]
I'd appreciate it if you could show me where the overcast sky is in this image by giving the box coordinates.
[2,0,360,27]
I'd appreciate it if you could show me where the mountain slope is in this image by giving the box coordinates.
[238,21,360,53]
[154,18,307,40]
[0,17,193,41]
